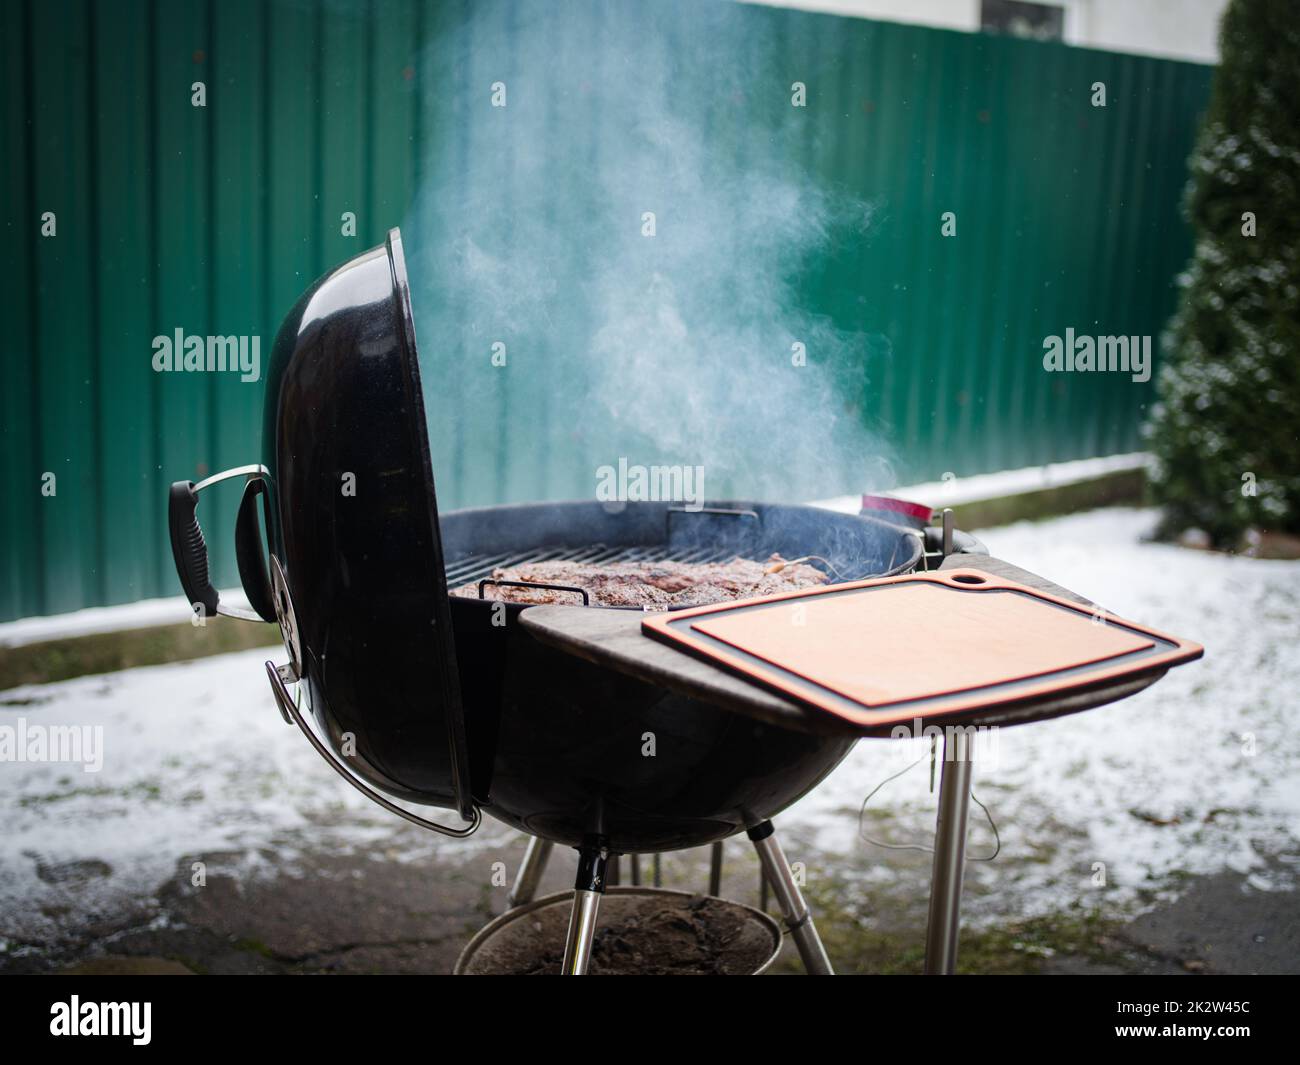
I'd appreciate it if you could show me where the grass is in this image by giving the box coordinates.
[774,881,1135,975]
[0,618,281,689]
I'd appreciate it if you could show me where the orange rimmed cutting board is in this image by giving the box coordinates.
[641,569,1203,727]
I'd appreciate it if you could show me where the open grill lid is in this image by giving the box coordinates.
[260,228,472,819]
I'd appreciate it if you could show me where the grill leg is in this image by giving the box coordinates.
[561,844,609,976]
[708,840,723,896]
[748,821,833,975]
[508,836,554,909]
[924,729,974,975]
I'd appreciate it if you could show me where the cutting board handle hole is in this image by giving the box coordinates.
[950,574,987,585]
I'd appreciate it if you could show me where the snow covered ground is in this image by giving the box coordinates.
[2,506,1297,947]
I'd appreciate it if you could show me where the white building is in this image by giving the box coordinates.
[741,0,1228,63]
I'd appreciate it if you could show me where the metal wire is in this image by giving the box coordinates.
[857,741,1001,862]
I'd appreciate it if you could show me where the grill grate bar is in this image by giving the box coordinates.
[444,550,549,584]
[444,553,511,583]
[444,540,751,590]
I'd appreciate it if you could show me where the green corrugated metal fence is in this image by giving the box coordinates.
[0,0,1213,622]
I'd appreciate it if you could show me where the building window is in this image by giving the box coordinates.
[980,0,1065,42]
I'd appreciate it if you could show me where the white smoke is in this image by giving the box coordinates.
[406,0,893,507]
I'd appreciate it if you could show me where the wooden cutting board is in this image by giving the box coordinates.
[641,568,1202,728]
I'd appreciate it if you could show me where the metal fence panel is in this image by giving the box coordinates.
[0,0,1213,620]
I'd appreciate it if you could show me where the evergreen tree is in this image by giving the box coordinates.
[1147,0,1300,547]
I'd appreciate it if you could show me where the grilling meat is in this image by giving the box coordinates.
[453,554,830,609]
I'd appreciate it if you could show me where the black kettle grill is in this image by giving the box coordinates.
[167,229,979,973]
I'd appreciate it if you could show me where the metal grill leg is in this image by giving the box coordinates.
[508,836,554,909]
[561,844,609,976]
[748,821,833,975]
[708,840,723,896]
[924,729,974,975]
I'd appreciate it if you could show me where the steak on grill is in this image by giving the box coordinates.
[452,554,830,609]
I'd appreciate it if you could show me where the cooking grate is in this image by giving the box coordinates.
[444,542,763,589]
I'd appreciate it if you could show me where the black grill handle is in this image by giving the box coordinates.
[168,464,273,623]
[665,506,762,540]
[169,480,219,620]
[665,506,761,526]
[235,478,278,623]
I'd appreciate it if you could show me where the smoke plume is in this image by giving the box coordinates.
[406,0,893,507]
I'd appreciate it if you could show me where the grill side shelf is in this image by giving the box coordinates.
[518,556,1194,738]
[515,605,854,737]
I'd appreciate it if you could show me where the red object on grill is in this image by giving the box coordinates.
[860,493,934,528]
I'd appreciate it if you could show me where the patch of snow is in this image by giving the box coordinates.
[811,451,1150,515]
[0,590,254,648]
[0,649,493,943]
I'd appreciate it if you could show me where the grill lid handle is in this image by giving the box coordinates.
[168,481,218,620]
[167,464,272,623]
[234,478,277,623]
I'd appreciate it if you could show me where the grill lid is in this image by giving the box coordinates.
[261,228,472,818]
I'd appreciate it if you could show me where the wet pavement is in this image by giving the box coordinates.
[4,821,1295,975]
